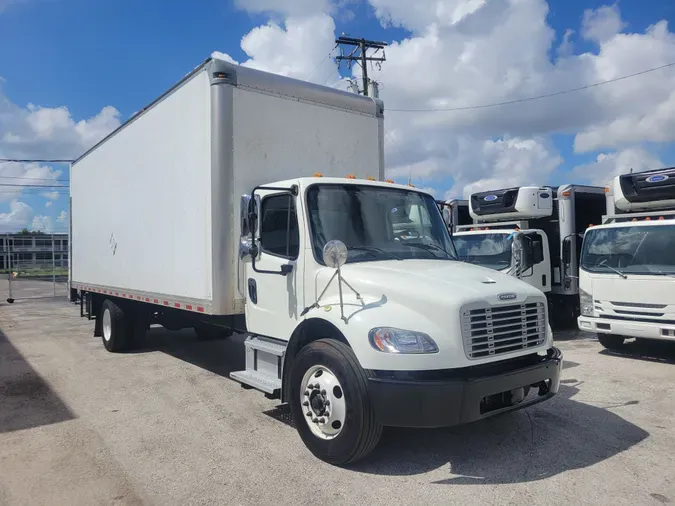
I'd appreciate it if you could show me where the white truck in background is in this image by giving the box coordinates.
[437,199,471,234]
[449,185,606,328]
[578,168,675,349]
[69,57,562,465]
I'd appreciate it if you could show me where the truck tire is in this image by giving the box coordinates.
[101,299,128,352]
[289,339,382,466]
[597,333,625,350]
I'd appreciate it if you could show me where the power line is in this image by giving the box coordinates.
[0,183,69,188]
[0,158,73,163]
[388,61,675,112]
[0,175,70,183]
[304,44,339,82]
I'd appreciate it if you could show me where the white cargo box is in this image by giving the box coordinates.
[70,57,384,315]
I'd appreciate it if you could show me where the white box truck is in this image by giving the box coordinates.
[578,168,675,349]
[70,57,562,465]
[448,185,606,328]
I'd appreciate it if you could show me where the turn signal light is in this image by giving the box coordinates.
[385,179,394,183]
[346,174,356,179]
[367,176,376,181]
[604,186,610,193]
[408,183,415,187]
[632,218,638,221]
[313,172,323,177]
[659,216,665,220]
[562,191,571,197]
[645,217,651,221]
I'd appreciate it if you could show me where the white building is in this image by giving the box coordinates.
[0,233,68,270]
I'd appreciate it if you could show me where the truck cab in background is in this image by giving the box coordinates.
[450,185,606,328]
[437,199,471,234]
[578,168,675,349]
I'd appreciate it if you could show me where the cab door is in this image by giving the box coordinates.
[245,188,305,340]
[520,232,551,293]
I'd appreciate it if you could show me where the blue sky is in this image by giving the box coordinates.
[1,0,675,230]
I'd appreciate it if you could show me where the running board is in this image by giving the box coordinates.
[230,336,286,397]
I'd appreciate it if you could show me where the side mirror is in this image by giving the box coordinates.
[240,194,251,237]
[562,236,572,264]
[240,195,253,261]
[532,239,544,264]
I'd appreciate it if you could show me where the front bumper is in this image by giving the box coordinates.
[578,315,675,340]
[367,347,562,428]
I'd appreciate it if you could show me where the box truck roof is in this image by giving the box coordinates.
[73,56,384,165]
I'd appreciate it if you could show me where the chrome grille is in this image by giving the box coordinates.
[461,301,547,359]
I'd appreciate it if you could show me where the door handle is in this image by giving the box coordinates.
[248,279,257,304]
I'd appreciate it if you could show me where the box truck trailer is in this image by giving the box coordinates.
[69,57,562,465]
[449,185,606,328]
[578,168,675,349]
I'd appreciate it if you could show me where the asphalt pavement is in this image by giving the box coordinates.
[1,283,674,505]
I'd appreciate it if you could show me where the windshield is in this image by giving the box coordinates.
[306,184,458,264]
[581,224,675,275]
[453,233,513,270]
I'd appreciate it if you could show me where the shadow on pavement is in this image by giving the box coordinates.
[351,382,648,482]
[0,329,76,433]
[131,327,247,378]
[129,327,649,484]
[599,339,675,365]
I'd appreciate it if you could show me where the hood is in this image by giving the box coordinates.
[333,259,544,308]
[589,274,675,305]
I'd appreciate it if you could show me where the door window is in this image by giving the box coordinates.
[260,194,300,259]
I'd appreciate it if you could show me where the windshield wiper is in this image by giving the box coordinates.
[599,259,628,279]
[347,246,402,261]
[403,242,453,258]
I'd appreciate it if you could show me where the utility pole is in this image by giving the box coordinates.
[335,36,387,96]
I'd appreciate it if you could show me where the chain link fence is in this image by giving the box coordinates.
[1,233,69,303]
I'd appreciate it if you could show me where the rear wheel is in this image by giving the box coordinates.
[101,299,146,352]
[597,333,625,350]
[101,299,127,352]
[289,339,382,466]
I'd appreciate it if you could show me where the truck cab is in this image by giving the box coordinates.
[451,185,606,328]
[578,168,675,349]
[452,225,550,292]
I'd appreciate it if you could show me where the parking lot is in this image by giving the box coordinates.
[1,282,674,505]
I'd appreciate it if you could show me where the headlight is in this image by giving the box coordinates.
[369,327,439,354]
[580,289,594,317]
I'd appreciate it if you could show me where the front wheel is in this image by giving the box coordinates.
[289,339,382,466]
[597,333,625,350]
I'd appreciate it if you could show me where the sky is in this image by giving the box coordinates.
[1,0,675,232]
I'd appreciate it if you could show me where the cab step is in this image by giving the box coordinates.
[230,336,287,397]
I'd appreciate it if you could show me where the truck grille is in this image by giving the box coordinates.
[461,301,547,359]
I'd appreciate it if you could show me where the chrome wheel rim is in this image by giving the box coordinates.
[300,365,346,440]
[102,308,112,342]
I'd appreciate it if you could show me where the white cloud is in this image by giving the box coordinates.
[41,191,59,201]
[572,147,663,187]
[235,0,333,17]
[45,201,52,208]
[31,214,53,233]
[582,4,625,45]
[0,97,121,160]
[0,200,31,232]
[0,161,63,202]
[236,14,342,86]
[57,210,67,222]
